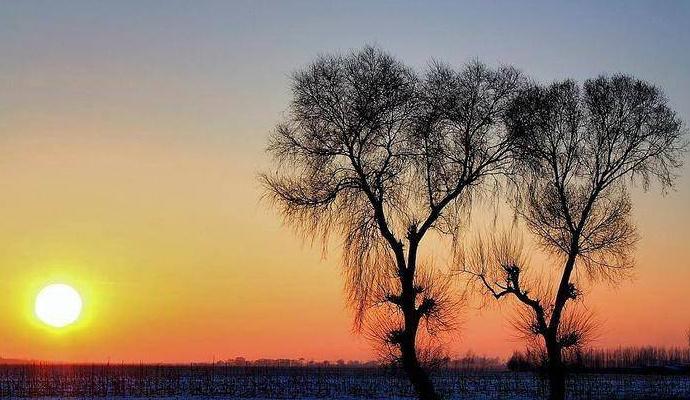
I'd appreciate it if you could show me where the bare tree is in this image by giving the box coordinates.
[261,46,522,400]
[461,76,685,400]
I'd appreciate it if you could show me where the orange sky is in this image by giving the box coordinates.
[1,2,689,363]
[0,132,687,363]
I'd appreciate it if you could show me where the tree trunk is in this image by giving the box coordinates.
[546,339,566,400]
[397,236,439,400]
[400,339,440,400]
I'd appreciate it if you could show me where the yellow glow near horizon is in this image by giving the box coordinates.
[35,284,83,328]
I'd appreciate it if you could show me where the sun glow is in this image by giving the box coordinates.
[35,284,83,328]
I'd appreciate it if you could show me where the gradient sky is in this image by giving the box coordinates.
[1,1,689,363]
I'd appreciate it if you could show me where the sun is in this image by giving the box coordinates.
[35,283,83,328]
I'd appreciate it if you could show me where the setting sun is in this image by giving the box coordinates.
[34,284,83,328]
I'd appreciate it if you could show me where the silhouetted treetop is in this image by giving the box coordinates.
[504,75,685,278]
[508,75,684,189]
[263,47,524,316]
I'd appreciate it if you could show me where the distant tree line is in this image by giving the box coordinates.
[219,355,504,371]
[508,346,690,372]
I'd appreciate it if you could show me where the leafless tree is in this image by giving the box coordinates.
[261,46,522,400]
[460,76,686,400]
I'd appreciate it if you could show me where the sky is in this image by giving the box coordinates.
[1,0,689,363]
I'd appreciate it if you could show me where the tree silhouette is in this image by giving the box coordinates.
[261,46,522,400]
[461,75,686,400]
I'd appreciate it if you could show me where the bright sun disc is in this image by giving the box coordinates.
[35,284,83,328]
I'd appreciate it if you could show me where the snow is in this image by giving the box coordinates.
[1,368,689,399]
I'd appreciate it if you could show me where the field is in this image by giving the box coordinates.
[1,365,689,399]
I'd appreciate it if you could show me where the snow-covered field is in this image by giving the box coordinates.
[1,366,689,399]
